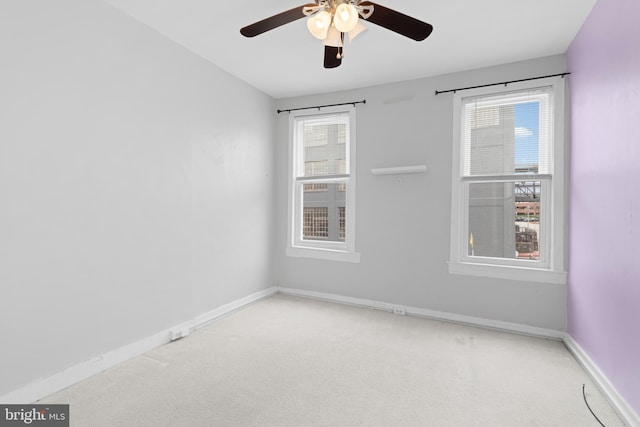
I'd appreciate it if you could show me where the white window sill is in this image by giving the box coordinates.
[448,261,567,284]
[287,246,361,263]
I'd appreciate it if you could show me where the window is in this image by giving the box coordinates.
[449,77,566,284]
[287,106,359,262]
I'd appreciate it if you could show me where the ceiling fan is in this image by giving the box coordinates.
[240,0,433,69]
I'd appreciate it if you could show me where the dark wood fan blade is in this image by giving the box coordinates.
[324,46,342,68]
[360,2,433,41]
[240,4,315,37]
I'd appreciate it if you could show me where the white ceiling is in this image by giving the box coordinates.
[101,0,597,99]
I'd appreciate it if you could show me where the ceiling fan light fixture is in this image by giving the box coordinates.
[348,20,367,42]
[333,3,359,33]
[240,1,433,69]
[307,11,331,40]
[323,25,343,47]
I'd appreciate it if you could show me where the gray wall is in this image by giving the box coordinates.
[275,55,567,330]
[0,0,275,395]
[0,0,568,397]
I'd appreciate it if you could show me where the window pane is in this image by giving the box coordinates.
[303,183,328,192]
[303,207,328,240]
[304,161,329,177]
[468,181,541,261]
[302,182,346,242]
[303,120,348,177]
[463,89,551,177]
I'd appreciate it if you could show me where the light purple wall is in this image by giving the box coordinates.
[567,0,640,417]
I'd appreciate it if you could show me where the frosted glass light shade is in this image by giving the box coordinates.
[323,25,343,47]
[307,11,331,40]
[333,4,358,33]
[348,20,367,42]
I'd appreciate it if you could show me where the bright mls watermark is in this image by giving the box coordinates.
[0,405,69,426]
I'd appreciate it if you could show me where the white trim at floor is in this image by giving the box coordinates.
[276,286,639,427]
[0,287,278,405]
[3,285,637,427]
[276,286,564,339]
[563,335,639,427]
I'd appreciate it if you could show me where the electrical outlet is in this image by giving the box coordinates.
[170,327,190,341]
[393,306,406,315]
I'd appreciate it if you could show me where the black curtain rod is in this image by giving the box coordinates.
[277,99,366,114]
[434,73,570,96]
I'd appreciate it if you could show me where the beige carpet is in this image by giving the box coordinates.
[41,294,625,426]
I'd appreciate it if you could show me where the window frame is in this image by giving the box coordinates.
[448,77,567,284]
[287,105,360,263]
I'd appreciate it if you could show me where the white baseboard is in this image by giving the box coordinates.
[276,286,638,426]
[192,287,278,330]
[563,335,640,427]
[4,284,636,427]
[275,286,564,340]
[0,287,278,404]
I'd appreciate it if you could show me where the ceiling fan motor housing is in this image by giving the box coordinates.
[305,0,374,20]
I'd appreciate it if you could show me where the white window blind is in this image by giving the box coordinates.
[298,114,349,178]
[462,87,552,177]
